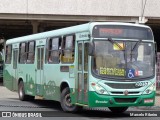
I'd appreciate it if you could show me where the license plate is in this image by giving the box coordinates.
[144,99,153,103]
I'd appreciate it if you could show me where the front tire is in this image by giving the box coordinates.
[60,87,81,112]
[108,107,128,113]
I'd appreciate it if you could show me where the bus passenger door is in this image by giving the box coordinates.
[36,46,44,96]
[13,49,18,91]
[77,41,88,104]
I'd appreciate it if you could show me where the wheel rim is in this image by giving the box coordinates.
[64,93,72,107]
[19,85,23,98]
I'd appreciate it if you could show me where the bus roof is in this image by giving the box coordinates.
[6,22,151,45]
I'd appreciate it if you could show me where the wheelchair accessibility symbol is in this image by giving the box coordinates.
[128,69,134,78]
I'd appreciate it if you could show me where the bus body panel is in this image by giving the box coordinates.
[43,64,75,101]
[3,64,13,91]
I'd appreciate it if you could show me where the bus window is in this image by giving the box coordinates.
[5,45,12,64]
[78,43,82,70]
[19,43,27,63]
[61,35,75,63]
[48,37,61,63]
[27,41,35,63]
[84,43,89,71]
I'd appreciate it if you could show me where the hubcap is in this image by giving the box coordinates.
[65,94,72,107]
[19,86,23,98]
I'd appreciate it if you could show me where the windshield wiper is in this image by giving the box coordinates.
[108,38,124,50]
[131,39,142,52]
[127,39,142,62]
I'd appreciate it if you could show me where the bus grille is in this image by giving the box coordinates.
[105,83,141,89]
[114,98,137,103]
[111,92,140,95]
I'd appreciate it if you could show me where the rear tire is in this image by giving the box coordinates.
[18,81,34,101]
[108,107,128,113]
[60,87,82,112]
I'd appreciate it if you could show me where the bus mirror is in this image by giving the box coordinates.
[88,42,94,56]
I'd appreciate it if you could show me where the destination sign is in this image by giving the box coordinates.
[92,25,153,40]
[99,67,125,76]
[99,28,123,35]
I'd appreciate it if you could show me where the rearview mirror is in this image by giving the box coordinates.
[88,42,94,56]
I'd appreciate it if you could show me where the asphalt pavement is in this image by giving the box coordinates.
[0,82,160,120]
[0,82,160,109]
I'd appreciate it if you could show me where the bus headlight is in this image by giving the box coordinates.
[143,83,156,95]
[91,83,108,95]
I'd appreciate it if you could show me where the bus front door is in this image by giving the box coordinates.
[36,46,44,96]
[13,49,18,91]
[77,42,88,105]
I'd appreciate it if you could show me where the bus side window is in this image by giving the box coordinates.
[61,35,75,63]
[48,37,61,64]
[19,43,27,63]
[27,41,35,63]
[5,45,12,64]
[84,43,89,71]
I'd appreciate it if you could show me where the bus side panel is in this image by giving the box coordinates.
[43,64,75,102]
[3,64,14,91]
[18,64,36,96]
[43,64,61,101]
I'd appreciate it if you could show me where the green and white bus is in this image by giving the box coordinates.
[4,22,156,113]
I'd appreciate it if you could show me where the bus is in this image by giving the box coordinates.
[3,22,156,113]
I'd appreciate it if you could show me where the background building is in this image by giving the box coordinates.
[0,0,160,84]
[0,0,160,40]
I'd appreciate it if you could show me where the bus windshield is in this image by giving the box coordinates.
[93,40,154,79]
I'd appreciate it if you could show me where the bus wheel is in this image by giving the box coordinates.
[108,107,128,113]
[60,87,81,112]
[18,81,29,101]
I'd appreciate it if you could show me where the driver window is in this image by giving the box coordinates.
[95,41,108,69]
[95,41,120,69]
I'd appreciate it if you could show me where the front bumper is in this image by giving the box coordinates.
[88,91,155,107]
